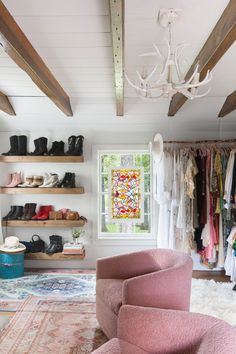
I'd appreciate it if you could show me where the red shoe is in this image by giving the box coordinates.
[32,205,53,220]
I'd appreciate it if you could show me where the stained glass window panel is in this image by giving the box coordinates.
[109,167,144,221]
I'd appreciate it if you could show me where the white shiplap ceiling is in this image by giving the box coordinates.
[0,0,236,138]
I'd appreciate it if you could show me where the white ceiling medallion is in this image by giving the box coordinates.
[125,8,212,101]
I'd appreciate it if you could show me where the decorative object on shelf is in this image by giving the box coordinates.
[125,8,212,101]
[3,173,77,189]
[65,135,77,155]
[39,173,60,188]
[149,133,164,163]
[1,135,85,158]
[66,135,84,156]
[48,141,65,156]
[49,211,63,220]
[3,205,24,220]
[79,215,88,223]
[45,235,63,255]
[66,211,80,221]
[18,175,34,187]
[21,203,37,220]
[58,172,76,188]
[72,228,85,244]
[24,175,44,188]
[2,135,27,156]
[32,205,54,220]
[29,137,48,156]
[63,242,85,254]
[5,172,22,187]
[21,234,45,254]
[0,236,26,253]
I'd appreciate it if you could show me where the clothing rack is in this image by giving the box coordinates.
[164,139,236,144]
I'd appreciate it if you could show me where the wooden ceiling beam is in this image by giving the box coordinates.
[109,0,124,116]
[0,91,15,115]
[0,1,73,116]
[168,0,236,117]
[218,90,236,117]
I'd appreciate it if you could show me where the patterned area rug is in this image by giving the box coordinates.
[0,273,96,300]
[0,296,107,354]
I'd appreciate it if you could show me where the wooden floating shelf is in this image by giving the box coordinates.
[0,187,84,194]
[0,156,84,163]
[25,251,85,260]
[2,220,86,228]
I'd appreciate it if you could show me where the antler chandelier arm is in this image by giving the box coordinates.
[179,87,211,100]
[175,70,212,89]
[136,64,159,85]
[174,42,189,82]
[125,8,212,102]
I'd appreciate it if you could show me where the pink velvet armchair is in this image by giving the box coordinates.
[92,305,236,354]
[96,249,193,338]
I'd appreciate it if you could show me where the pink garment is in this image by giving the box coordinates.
[92,306,236,354]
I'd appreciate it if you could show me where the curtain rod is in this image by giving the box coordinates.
[164,139,236,144]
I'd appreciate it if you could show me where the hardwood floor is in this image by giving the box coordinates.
[192,270,230,282]
[25,268,231,282]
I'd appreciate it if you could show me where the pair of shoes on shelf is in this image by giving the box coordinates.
[32,205,54,220]
[29,137,48,156]
[58,172,75,188]
[39,173,59,188]
[2,135,27,156]
[3,205,24,220]
[49,141,65,156]
[4,172,22,187]
[66,135,84,156]
[18,175,44,188]
[45,235,63,254]
[21,203,37,220]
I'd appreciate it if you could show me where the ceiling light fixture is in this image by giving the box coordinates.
[125,8,212,101]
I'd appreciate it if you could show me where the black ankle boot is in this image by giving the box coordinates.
[30,137,48,156]
[65,136,76,155]
[17,135,27,155]
[3,206,17,220]
[21,203,37,220]
[52,141,65,156]
[7,206,24,220]
[70,135,84,156]
[20,203,29,220]
[29,138,40,155]
[2,136,18,156]
[48,141,58,155]
[45,235,63,254]
[58,172,75,188]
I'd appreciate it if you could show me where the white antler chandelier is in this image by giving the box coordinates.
[125,8,212,101]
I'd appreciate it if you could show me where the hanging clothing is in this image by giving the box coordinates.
[224,149,235,208]
[225,226,236,282]
[152,142,236,275]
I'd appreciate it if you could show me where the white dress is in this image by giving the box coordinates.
[225,227,236,282]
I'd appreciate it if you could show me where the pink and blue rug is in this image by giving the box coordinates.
[0,273,96,300]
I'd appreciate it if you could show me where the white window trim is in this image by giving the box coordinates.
[92,144,155,241]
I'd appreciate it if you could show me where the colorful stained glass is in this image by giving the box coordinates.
[109,167,143,221]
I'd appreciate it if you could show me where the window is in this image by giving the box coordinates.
[98,150,152,238]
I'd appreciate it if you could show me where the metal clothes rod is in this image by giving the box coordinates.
[164,139,236,144]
